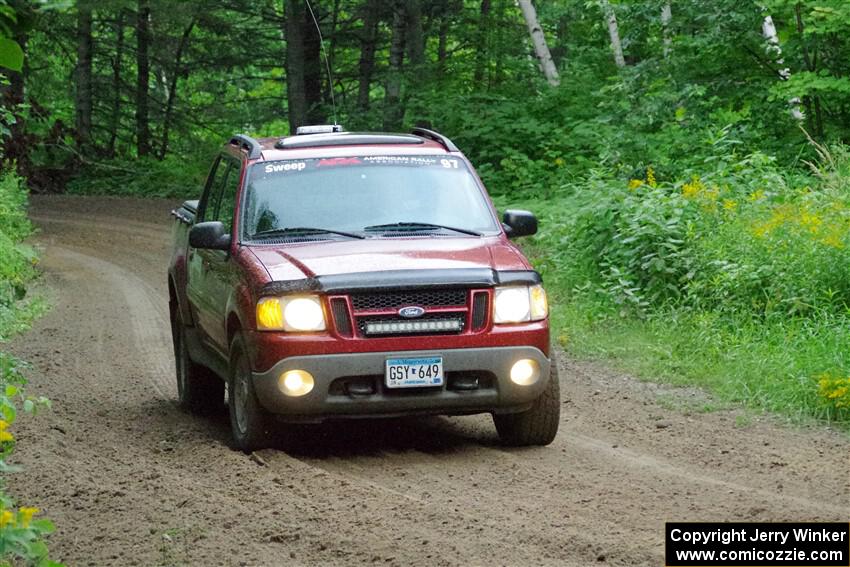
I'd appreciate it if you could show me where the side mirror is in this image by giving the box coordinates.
[189,221,231,251]
[502,209,538,238]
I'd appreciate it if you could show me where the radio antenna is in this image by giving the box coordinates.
[304,0,338,126]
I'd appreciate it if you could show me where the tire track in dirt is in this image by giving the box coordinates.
[46,245,175,400]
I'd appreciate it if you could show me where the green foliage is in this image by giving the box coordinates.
[0,0,22,72]
[515,134,850,425]
[0,167,57,565]
[0,37,22,72]
[66,154,211,199]
[0,168,42,340]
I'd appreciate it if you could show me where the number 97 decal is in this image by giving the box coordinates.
[441,158,459,169]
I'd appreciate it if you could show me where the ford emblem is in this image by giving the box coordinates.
[398,306,426,318]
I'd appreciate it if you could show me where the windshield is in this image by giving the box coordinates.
[242,155,500,240]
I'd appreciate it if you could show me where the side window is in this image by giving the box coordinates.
[200,158,227,222]
[209,162,241,232]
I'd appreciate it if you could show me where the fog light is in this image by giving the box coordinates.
[279,370,315,397]
[510,359,540,386]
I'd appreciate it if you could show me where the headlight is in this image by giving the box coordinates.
[279,370,315,396]
[493,285,548,323]
[256,295,326,332]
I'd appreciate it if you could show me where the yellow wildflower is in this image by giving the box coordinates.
[628,179,644,190]
[799,211,822,234]
[0,510,13,529]
[821,233,844,249]
[646,167,657,188]
[553,157,565,167]
[0,420,13,443]
[682,176,703,199]
[722,199,738,212]
[748,189,766,202]
[817,373,850,409]
[829,387,849,399]
[19,507,39,528]
[752,204,794,238]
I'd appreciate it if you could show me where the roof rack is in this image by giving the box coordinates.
[229,134,262,159]
[411,127,459,152]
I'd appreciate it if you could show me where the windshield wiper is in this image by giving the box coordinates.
[251,227,365,240]
[363,222,482,237]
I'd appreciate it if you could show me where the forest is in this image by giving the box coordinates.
[1,0,850,562]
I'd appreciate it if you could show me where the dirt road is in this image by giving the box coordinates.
[6,195,849,566]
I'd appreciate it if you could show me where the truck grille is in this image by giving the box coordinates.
[330,288,491,338]
[350,289,467,312]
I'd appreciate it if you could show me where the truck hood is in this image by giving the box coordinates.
[248,236,531,282]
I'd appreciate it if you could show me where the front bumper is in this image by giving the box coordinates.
[252,346,551,421]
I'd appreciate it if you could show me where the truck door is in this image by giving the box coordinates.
[200,158,242,352]
[187,156,240,354]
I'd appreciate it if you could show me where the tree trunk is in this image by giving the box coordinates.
[303,5,324,124]
[493,0,506,86]
[108,11,125,157]
[75,1,93,148]
[2,22,29,173]
[285,0,307,132]
[383,1,406,131]
[550,10,568,68]
[437,14,448,73]
[517,0,559,86]
[794,4,816,131]
[405,0,424,67]
[762,12,804,121]
[135,0,151,157]
[325,0,341,105]
[601,0,626,68]
[159,19,195,159]
[813,95,824,139]
[473,0,491,85]
[356,0,379,111]
[661,3,672,58]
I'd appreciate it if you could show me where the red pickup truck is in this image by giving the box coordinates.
[168,126,560,451]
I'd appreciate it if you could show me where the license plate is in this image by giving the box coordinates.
[385,357,444,388]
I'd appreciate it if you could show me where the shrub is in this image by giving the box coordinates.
[65,154,210,199]
[0,168,40,341]
[816,372,850,415]
[520,134,850,424]
[0,167,58,565]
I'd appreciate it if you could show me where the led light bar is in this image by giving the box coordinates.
[364,319,463,335]
[295,124,344,135]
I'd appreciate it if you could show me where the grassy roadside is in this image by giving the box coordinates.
[498,143,850,428]
[547,300,850,423]
[0,168,59,565]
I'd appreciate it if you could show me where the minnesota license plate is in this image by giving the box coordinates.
[385,357,444,388]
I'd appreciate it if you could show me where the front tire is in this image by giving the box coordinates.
[228,334,273,452]
[171,308,224,414]
[493,356,561,446]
